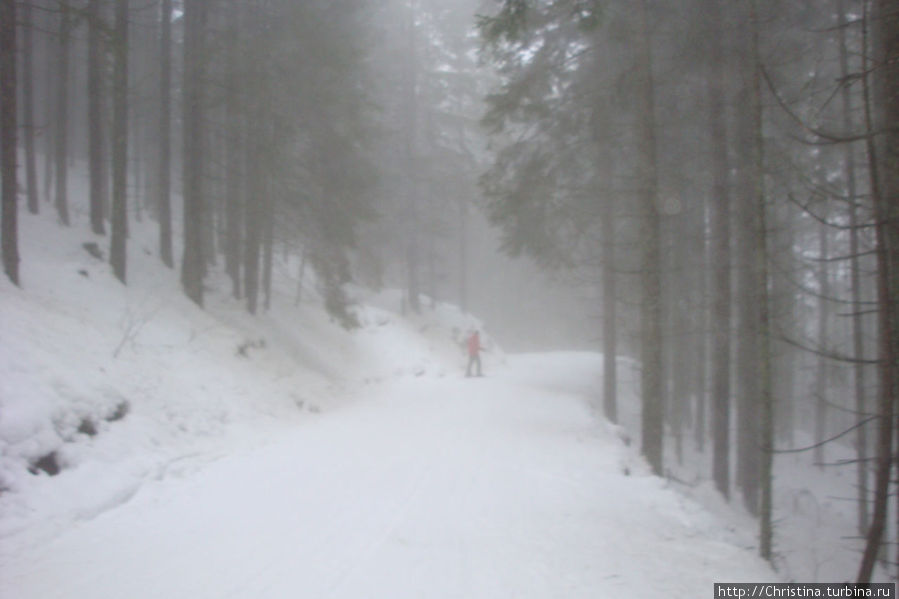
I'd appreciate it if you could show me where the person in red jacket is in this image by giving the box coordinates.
[466,330,483,377]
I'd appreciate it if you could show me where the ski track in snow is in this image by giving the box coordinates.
[1,357,775,599]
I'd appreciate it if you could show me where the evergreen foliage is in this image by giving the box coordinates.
[478,0,604,268]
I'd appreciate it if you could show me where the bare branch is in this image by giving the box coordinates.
[773,416,878,454]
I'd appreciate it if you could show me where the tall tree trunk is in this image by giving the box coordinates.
[244,110,262,315]
[601,188,618,424]
[129,7,153,227]
[771,201,797,446]
[181,0,206,306]
[157,0,173,267]
[88,0,108,235]
[40,6,55,207]
[262,181,274,312]
[21,0,38,216]
[261,111,274,312]
[836,0,869,536]
[1,0,18,285]
[734,1,763,516]
[109,0,129,283]
[744,0,773,560]
[856,0,898,581]
[667,205,693,466]
[244,159,260,315]
[706,0,732,500]
[43,30,54,207]
[224,7,243,299]
[694,199,709,452]
[404,0,421,314]
[54,2,71,226]
[635,0,663,476]
[814,218,830,468]
[591,47,618,424]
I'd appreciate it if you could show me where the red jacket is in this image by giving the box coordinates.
[467,332,481,357]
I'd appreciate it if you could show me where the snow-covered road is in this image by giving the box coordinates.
[2,355,774,598]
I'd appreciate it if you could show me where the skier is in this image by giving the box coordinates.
[466,329,483,377]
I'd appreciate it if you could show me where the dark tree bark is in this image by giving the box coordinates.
[262,183,274,311]
[404,0,421,314]
[224,8,244,299]
[243,108,262,315]
[42,21,54,206]
[734,63,761,516]
[744,0,773,560]
[260,114,274,312]
[770,201,797,447]
[857,0,899,583]
[836,0,869,536]
[224,130,243,300]
[109,0,129,283]
[88,0,108,235]
[635,0,664,476]
[1,0,18,285]
[669,213,691,464]
[694,200,709,452]
[706,0,732,500]
[813,219,830,469]
[157,0,173,267]
[54,2,71,226]
[601,188,618,424]
[244,145,261,316]
[181,0,206,306]
[731,0,771,534]
[21,0,38,216]
[591,41,618,424]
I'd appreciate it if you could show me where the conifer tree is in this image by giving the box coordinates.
[110,0,129,283]
[0,0,18,285]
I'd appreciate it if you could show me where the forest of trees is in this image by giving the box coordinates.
[0,0,488,322]
[478,0,899,579]
[1,0,898,582]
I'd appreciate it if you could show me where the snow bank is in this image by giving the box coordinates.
[0,200,492,547]
[4,348,778,599]
[352,288,505,380]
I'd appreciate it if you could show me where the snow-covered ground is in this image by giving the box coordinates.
[0,167,875,597]
[2,354,778,599]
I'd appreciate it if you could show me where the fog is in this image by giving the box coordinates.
[2,0,898,586]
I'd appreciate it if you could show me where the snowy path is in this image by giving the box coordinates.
[2,355,773,598]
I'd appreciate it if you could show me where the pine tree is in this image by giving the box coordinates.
[110,0,129,283]
[157,0,173,267]
[857,0,899,582]
[633,0,664,476]
[836,0,869,536]
[181,0,206,306]
[53,2,72,226]
[0,0,18,285]
[479,1,668,442]
[88,0,108,235]
[706,0,731,498]
[21,0,38,216]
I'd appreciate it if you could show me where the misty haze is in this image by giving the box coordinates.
[2,0,899,596]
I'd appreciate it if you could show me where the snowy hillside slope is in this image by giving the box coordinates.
[494,354,879,583]
[0,192,498,548]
